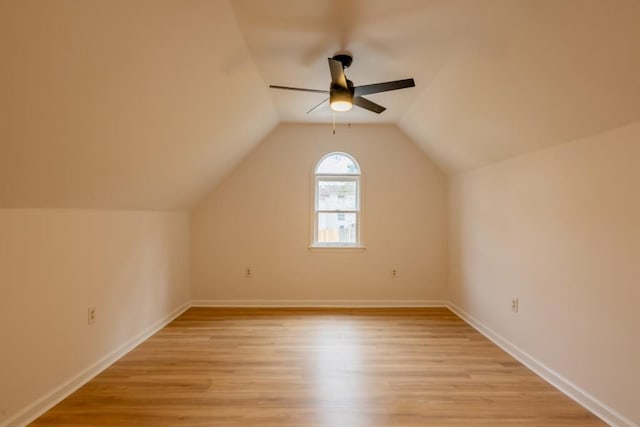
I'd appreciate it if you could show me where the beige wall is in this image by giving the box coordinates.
[0,210,190,425]
[4,119,636,424]
[192,124,448,302]
[449,122,640,425]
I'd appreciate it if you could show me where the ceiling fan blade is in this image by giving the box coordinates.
[269,85,329,94]
[352,96,386,114]
[353,78,415,97]
[328,58,348,89]
[307,98,329,114]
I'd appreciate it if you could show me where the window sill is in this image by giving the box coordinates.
[308,245,366,252]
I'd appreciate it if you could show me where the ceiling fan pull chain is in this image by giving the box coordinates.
[333,112,336,135]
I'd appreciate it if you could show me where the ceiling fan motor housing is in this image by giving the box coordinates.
[330,79,354,95]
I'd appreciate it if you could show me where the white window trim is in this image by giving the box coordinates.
[310,152,365,249]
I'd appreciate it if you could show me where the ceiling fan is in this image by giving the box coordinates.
[269,52,415,114]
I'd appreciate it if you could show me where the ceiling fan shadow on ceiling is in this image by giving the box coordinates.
[269,52,415,114]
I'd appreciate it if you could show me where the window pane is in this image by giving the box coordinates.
[318,181,357,210]
[316,154,359,174]
[317,213,357,244]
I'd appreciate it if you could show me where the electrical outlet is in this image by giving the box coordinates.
[391,269,398,278]
[511,298,519,313]
[88,307,96,324]
[245,267,252,278]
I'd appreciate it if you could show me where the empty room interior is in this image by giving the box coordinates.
[1,0,639,426]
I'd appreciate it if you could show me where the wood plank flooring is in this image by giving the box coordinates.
[32,308,606,426]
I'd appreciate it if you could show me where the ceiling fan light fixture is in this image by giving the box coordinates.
[330,100,352,112]
[330,91,352,112]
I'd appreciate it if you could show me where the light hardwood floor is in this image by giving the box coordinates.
[32,308,606,426]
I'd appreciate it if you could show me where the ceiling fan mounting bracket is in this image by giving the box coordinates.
[332,52,353,69]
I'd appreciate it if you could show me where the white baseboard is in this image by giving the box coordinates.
[3,302,190,427]
[447,302,636,427]
[190,299,448,308]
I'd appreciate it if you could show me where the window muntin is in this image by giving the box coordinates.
[316,154,360,175]
[313,153,361,247]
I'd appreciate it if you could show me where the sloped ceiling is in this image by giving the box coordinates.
[1,0,639,210]
[233,0,640,171]
[398,0,640,172]
[0,0,278,210]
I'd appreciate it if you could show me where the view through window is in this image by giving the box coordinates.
[313,152,361,247]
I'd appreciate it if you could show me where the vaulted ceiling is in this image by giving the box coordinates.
[0,0,277,210]
[2,0,639,210]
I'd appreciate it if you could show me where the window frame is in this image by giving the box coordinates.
[311,152,363,248]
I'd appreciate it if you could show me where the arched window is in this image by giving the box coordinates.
[313,152,361,247]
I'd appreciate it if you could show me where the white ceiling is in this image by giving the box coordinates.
[233,0,640,172]
[231,0,431,124]
[1,0,639,209]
